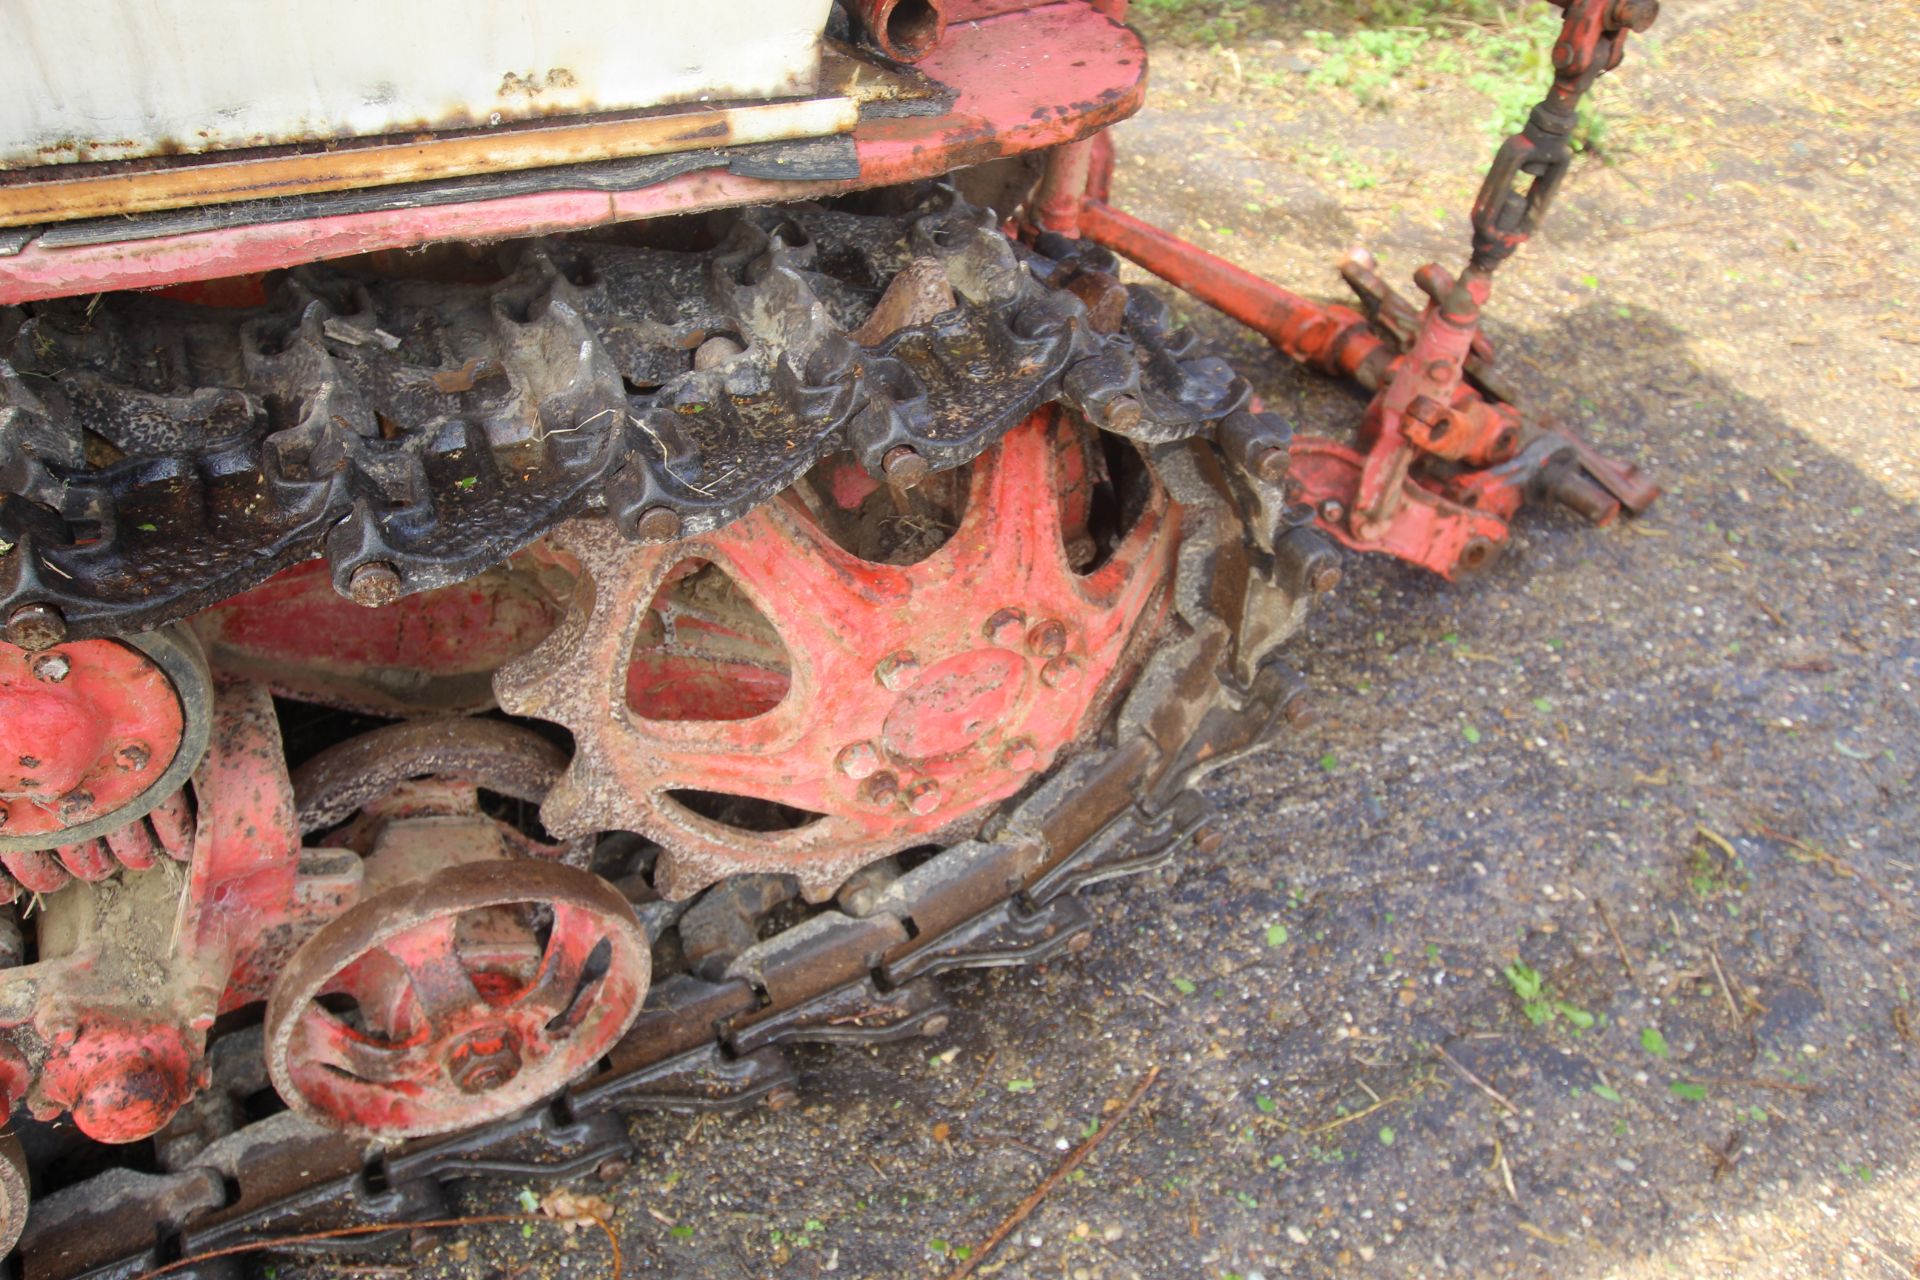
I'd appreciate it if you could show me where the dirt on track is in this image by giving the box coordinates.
[367,1,1918,1276]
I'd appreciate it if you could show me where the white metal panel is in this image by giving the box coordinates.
[0,0,836,169]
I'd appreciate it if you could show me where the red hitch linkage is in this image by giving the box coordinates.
[1060,0,1663,579]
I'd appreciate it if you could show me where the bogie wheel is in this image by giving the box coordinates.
[264,859,649,1138]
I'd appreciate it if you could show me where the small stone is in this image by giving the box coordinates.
[1287,1226,1310,1245]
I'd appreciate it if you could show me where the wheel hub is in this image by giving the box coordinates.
[496,406,1179,902]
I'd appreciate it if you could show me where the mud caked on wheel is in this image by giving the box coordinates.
[265,720,651,1138]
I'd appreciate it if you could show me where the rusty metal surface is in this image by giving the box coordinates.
[496,409,1180,903]
[16,421,1321,1277]
[0,97,861,230]
[263,858,650,1140]
[0,188,1245,643]
[0,1,1148,304]
[290,718,570,837]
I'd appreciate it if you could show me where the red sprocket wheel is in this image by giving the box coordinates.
[496,406,1179,902]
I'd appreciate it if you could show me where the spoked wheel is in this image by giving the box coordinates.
[497,405,1179,902]
[265,859,648,1138]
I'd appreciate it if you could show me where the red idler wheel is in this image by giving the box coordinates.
[264,860,649,1139]
[497,406,1178,902]
[0,626,210,861]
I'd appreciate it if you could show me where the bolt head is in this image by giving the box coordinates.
[862,772,901,806]
[1252,445,1289,484]
[58,789,94,822]
[875,651,920,691]
[633,506,683,544]
[448,1031,521,1094]
[1282,695,1312,726]
[907,780,941,816]
[1193,825,1225,855]
[1040,656,1083,690]
[6,603,66,651]
[31,653,70,683]
[1105,395,1144,433]
[347,561,402,608]
[1026,619,1068,658]
[1317,499,1347,525]
[983,608,1026,647]
[765,1085,800,1112]
[919,1013,951,1038]
[1002,738,1038,771]
[114,742,151,773]
[882,446,929,489]
[835,742,881,780]
[1309,563,1342,594]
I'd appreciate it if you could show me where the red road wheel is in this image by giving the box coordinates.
[497,406,1178,902]
[264,860,648,1138]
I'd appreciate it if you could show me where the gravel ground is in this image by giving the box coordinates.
[398,1,1919,1276]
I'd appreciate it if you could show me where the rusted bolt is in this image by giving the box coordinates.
[1002,738,1038,771]
[919,1013,951,1038]
[31,652,71,683]
[836,742,881,780]
[875,651,920,691]
[347,561,402,608]
[1309,563,1343,595]
[1457,536,1501,574]
[907,780,941,815]
[1317,498,1347,525]
[6,603,66,652]
[449,1032,522,1094]
[1066,931,1093,954]
[1193,825,1225,855]
[1282,694,1312,726]
[1104,395,1144,433]
[765,1085,800,1112]
[1026,618,1068,658]
[1610,0,1659,31]
[692,333,746,371]
[633,506,683,544]
[1250,445,1289,484]
[595,1156,633,1183]
[1425,359,1453,382]
[408,1229,442,1258]
[1040,656,1083,690]
[882,445,930,489]
[862,772,901,806]
[114,742,151,773]
[983,608,1027,647]
[58,789,95,822]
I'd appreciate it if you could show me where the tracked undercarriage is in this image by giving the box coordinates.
[0,0,1658,1272]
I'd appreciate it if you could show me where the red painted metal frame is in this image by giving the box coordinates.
[0,2,1146,304]
[1075,199,1657,579]
[18,682,330,1142]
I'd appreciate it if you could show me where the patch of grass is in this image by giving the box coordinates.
[1503,959,1599,1032]
[1141,0,1610,150]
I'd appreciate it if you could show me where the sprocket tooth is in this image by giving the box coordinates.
[538,763,620,840]
[650,849,723,903]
